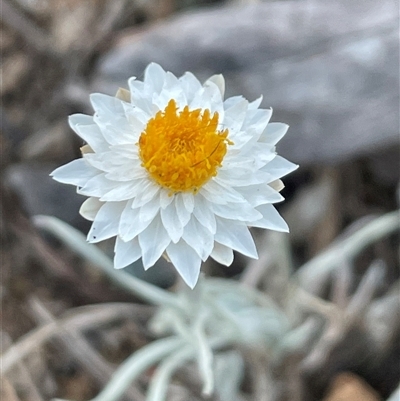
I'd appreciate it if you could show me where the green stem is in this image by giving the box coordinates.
[296,211,400,288]
[146,338,228,401]
[92,337,184,401]
[193,311,214,396]
[146,345,193,401]
[33,215,180,309]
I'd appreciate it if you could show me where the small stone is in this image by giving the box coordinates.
[323,372,381,401]
[94,0,398,166]
[4,163,90,232]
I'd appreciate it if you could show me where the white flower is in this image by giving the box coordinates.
[52,63,298,288]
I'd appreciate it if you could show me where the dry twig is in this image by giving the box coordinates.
[28,297,145,400]
[1,303,152,374]
[2,0,59,56]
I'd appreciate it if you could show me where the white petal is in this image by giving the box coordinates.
[226,129,253,151]
[251,204,289,232]
[181,192,194,213]
[236,184,284,206]
[198,185,226,205]
[79,197,103,221]
[223,96,245,109]
[260,123,289,145]
[182,217,214,261]
[104,161,147,182]
[121,101,149,130]
[241,143,276,165]
[69,114,108,152]
[92,151,143,175]
[210,242,234,266]
[179,72,202,103]
[154,71,186,110]
[243,107,272,129]
[197,80,224,115]
[189,87,208,110]
[90,93,133,145]
[205,74,225,98]
[128,76,143,92]
[139,195,161,222]
[193,195,216,234]
[160,203,183,243]
[131,181,160,208]
[201,180,244,204]
[166,240,202,289]
[160,190,175,209]
[87,201,126,243]
[139,215,171,269]
[187,80,222,114]
[128,77,156,115]
[214,169,269,187]
[242,108,272,141]
[144,62,167,95]
[109,144,140,160]
[214,219,258,259]
[220,157,255,172]
[51,159,100,187]
[262,155,299,182]
[114,236,141,269]
[174,193,192,227]
[82,152,109,171]
[248,96,263,110]
[100,179,147,202]
[69,113,93,128]
[223,98,248,133]
[211,202,262,222]
[90,92,128,113]
[78,174,117,197]
[119,201,153,241]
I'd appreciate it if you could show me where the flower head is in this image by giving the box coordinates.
[52,63,297,288]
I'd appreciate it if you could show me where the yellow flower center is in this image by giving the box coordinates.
[138,99,231,193]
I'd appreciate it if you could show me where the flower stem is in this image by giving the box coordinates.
[33,215,180,309]
[92,337,184,401]
[296,211,400,288]
[146,338,228,401]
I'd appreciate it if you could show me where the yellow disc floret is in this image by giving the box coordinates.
[138,99,232,193]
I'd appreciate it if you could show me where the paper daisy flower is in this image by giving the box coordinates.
[52,63,297,288]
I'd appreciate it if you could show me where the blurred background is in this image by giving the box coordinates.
[1,0,399,400]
